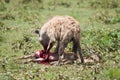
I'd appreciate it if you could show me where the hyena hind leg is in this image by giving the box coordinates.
[72,39,78,59]
[72,39,84,63]
[77,44,84,63]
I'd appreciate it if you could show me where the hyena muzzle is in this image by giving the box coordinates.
[35,16,84,64]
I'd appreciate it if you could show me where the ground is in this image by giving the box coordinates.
[0,0,120,80]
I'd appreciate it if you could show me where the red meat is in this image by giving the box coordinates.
[34,50,53,64]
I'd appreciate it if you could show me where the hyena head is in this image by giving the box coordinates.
[35,30,50,51]
[35,30,55,52]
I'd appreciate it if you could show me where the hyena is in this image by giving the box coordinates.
[35,15,84,64]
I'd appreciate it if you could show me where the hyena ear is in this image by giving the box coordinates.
[35,30,40,34]
[35,30,40,37]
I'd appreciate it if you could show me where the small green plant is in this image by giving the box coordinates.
[0,35,3,44]
[93,11,120,24]
[0,21,12,31]
[90,0,119,9]
[0,0,120,80]
[82,26,120,53]
[0,13,15,20]
[11,34,33,54]
[0,1,6,11]
[107,68,120,80]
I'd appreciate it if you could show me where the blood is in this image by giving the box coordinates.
[34,50,54,65]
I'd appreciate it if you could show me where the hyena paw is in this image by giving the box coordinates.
[77,59,83,64]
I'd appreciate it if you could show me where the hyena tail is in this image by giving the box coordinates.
[72,39,84,63]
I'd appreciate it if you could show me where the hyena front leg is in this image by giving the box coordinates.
[57,41,68,65]
[54,41,60,54]
[46,40,55,61]
[56,31,73,65]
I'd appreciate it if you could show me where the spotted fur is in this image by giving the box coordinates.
[35,16,84,64]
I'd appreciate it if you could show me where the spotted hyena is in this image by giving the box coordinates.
[35,15,84,64]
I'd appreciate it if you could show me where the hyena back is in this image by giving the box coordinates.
[35,16,84,63]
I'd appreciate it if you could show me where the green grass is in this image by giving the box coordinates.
[0,0,120,80]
